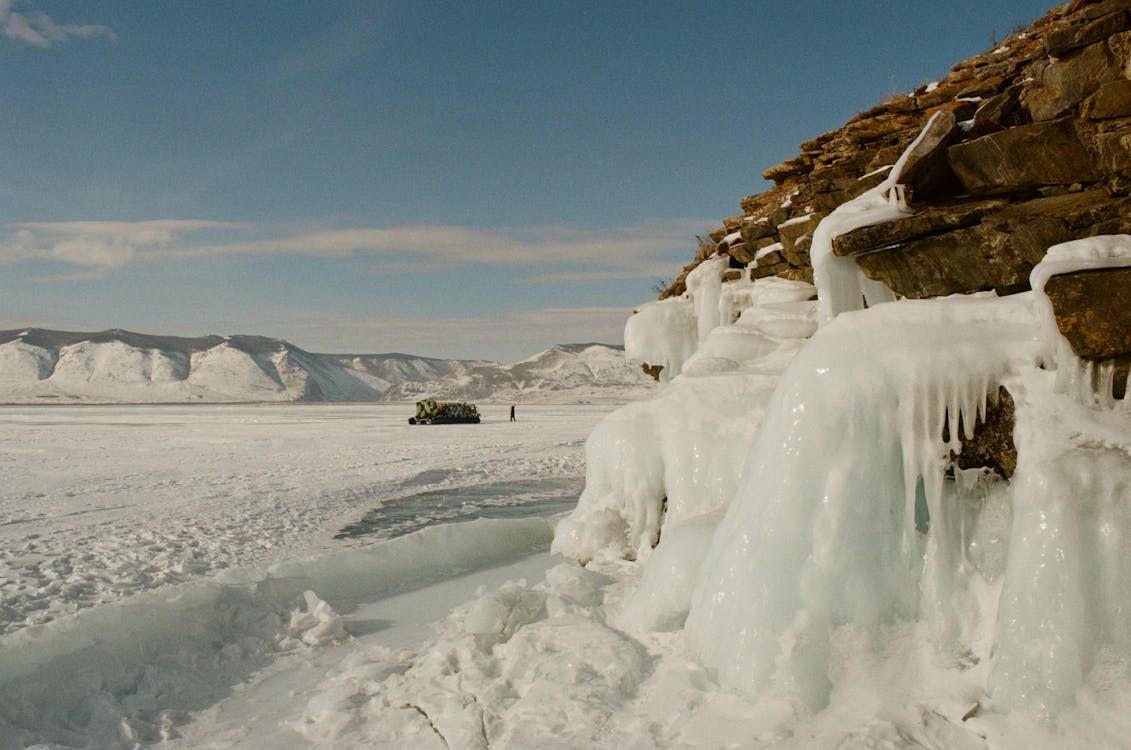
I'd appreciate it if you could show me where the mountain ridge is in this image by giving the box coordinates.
[0,328,649,405]
[379,342,651,405]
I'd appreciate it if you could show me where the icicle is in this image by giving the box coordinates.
[1096,360,1116,411]
[687,294,1044,709]
[1031,235,1131,411]
[1052,339,1121,410]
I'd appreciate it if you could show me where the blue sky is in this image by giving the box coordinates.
[3,0,1054,361]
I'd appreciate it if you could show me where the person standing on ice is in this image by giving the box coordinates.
[510,405,516,422]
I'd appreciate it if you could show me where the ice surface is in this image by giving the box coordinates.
[0,517,556,748]
[0,404,606,747]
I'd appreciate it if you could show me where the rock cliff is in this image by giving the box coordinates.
[682,0,1131,297]
[654,0,1131,473]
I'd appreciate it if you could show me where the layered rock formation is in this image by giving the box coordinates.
[668,0,1129,301]
[656,0,1131,474]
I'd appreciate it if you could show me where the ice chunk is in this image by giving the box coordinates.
[625,297,696,382]
[685,254,731,348]
[286,590,347,647]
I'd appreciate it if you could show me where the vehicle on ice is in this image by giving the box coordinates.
[408,399,481,424]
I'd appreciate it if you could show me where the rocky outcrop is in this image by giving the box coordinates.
[653,0,1131,481]
[667,0,1131,307]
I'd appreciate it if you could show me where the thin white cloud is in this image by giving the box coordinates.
[0,0,115,47]
[2,219,706,279]
[2,220,247,269]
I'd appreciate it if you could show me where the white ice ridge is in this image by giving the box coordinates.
[1030,234,1131,408]
[685,292,1045,709]
[624,254,732,382]
[559,274,817,562]
[810,110,956,324]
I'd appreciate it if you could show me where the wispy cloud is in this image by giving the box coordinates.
[1,220,246,270]
[2,219,706,280]
[0,0,116,47]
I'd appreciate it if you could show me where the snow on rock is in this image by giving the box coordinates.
[1030,234,1131,407]
[809,111,970,324]
[188,343,287,398]
[54,340,189,386]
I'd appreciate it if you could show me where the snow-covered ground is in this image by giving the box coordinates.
[0,404,607,748]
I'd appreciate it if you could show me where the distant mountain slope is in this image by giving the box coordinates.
[379,343,656,404]
[0,329,488,404]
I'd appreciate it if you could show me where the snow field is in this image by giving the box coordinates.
[0,405,604,637]
[0,404,610,747]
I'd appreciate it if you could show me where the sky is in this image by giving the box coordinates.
[2,0,1056,362]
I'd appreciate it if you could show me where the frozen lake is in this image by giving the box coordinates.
[0,403,608,635]
[0,403,612,747]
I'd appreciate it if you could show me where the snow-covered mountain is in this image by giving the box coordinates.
[0,329,488,404]
[0,330,650,404]
[379,343,656,404]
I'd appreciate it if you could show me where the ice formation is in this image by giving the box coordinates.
[555,267,818,563]
[1030,235,1131,408]
[991,367,1131,723]
[684,293,1044,709]
[559,147,1131,735]
[623,297,696,383]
